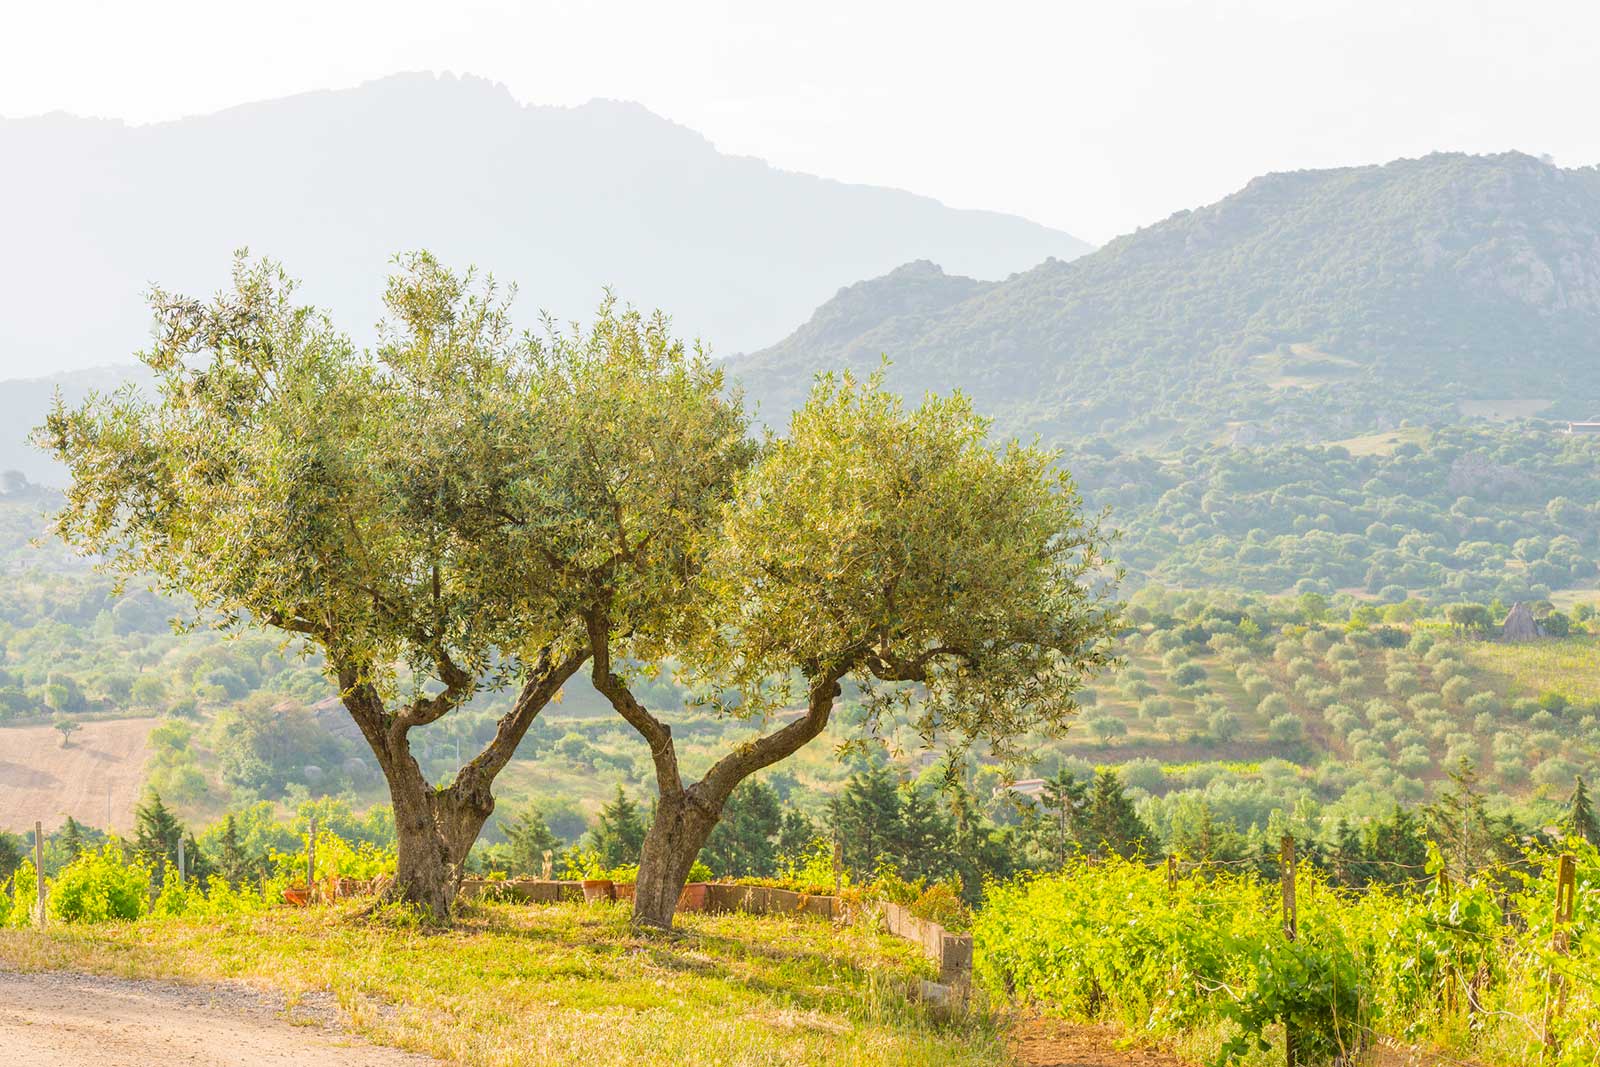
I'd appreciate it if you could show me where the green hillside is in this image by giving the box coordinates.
[732,152,1600,447]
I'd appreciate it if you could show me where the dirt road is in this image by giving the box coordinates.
[1011,1018,1195,1066]
[0,968,440,1067]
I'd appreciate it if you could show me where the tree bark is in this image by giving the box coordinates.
[385,758,455,919]
[632,789,718,928]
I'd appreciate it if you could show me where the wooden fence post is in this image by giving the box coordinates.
[1167,855,1178,900]
[1280,835,1298,1067]
[1542,853,1577,1058]
[34,821,45,929]
[1437,868,1457,1014]
[177,837,186,886]
[307,814,318,901]
[832,833,843,896]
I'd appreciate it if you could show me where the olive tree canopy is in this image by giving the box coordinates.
[39,254,593,918]
[596,372,1120,927]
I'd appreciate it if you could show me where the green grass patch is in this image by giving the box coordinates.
[1466,636,1600,704]
[0,902,1005,1066]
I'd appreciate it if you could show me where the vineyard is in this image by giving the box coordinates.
[976,845,1599,1066]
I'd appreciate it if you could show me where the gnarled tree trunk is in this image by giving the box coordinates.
[586,608,845,931]
[386,760,456,918]
[632,790,719,928]
[338,648,588,924]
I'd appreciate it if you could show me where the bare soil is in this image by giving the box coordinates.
[0,716,156,834]
[0,968,439,1067]
[1011,1018,1196,1066]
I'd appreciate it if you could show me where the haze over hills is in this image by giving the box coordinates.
[732,152,1600,446]
[0,70,1091,479]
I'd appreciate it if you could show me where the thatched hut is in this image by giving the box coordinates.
[1501,601,1542,642]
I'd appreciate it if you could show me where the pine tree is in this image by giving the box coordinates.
[59,816,86,862]
[134,790,186,887]
[1328,817,1369,887]
[1083,770,1155,859]
[775,810,817,861]
[592,785,647,869]
[700,780,783,878]
[898,784,953,881]
[830,765,907,879]
[1425,759,1500,880]
[504,805,562,877]
[1040,770,1089,869]
[0,832,22,883]
[1364,804,1428,885]
[217,814,253,887]
[1566,776,1599,846]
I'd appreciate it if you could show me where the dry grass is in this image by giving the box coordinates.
[1327,426,1429,457]
[1466,636,1600,704]
[0,901,1006,1067]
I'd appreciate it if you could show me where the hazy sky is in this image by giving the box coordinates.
[4,0,1596,242]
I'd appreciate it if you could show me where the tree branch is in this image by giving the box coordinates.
[585,608,684,799]
[392,646,475,736]
[697,668,846,805]
[865,644,968,682]
[456,642,590,787]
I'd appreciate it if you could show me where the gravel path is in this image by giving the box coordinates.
[0,968,442,1067]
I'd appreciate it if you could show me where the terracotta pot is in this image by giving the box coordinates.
[581,878,616,903]
[614,882,636,902]
[677,882,710,912]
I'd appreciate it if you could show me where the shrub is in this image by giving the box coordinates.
[1385,670,1421,697]
[1267,713,1305,745]
[1207,708,1239,743]
[1441,676,1474,706]
[50,845,149,924]
[1137,697,1174,722]
[1258,692,1291,718]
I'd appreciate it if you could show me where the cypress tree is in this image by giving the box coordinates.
[1567,776,1599,846]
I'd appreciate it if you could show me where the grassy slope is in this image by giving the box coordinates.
[0,902,1005,1067]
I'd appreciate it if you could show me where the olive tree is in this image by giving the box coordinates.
[591,374,1118,928]
[39,255,588,920]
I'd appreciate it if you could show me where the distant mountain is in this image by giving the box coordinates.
[731,153,1600,445]
[0,72,1090,386]
[0,366,145,484]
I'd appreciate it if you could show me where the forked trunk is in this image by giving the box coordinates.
[632,791,717,929]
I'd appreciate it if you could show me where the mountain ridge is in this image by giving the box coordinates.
[731,151,1600,445]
